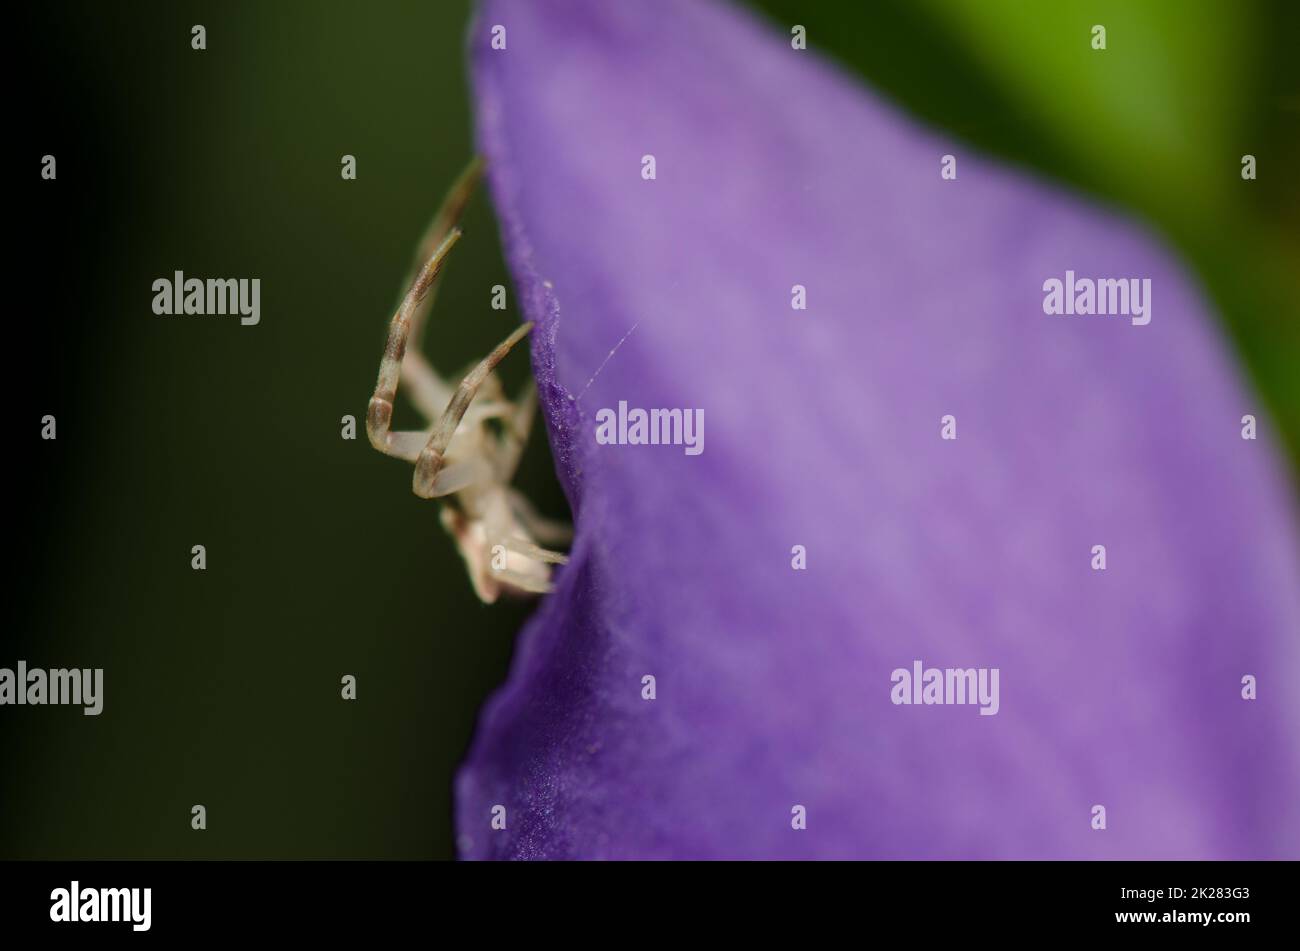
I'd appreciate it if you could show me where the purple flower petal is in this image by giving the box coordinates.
[456,0,1300,859]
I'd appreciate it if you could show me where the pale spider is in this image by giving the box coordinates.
[366,158,570,601]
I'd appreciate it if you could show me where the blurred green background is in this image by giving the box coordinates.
[5,0,1296,859]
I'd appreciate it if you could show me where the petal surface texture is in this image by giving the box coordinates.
[457,0,1300,859]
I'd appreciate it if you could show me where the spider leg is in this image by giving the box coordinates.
[492,383,575,552]
[369,157,486,458]
[493,568,554,597]
[411,321,534,499]
[367,227,462,457]
[402,353,511,430]
[506,487,574,548]
[495,379,537,482]
[398,349,455,423]
[404,157,484,355]
[503,536,569,565]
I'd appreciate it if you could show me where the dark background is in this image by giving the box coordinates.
[5,0,1297,859]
